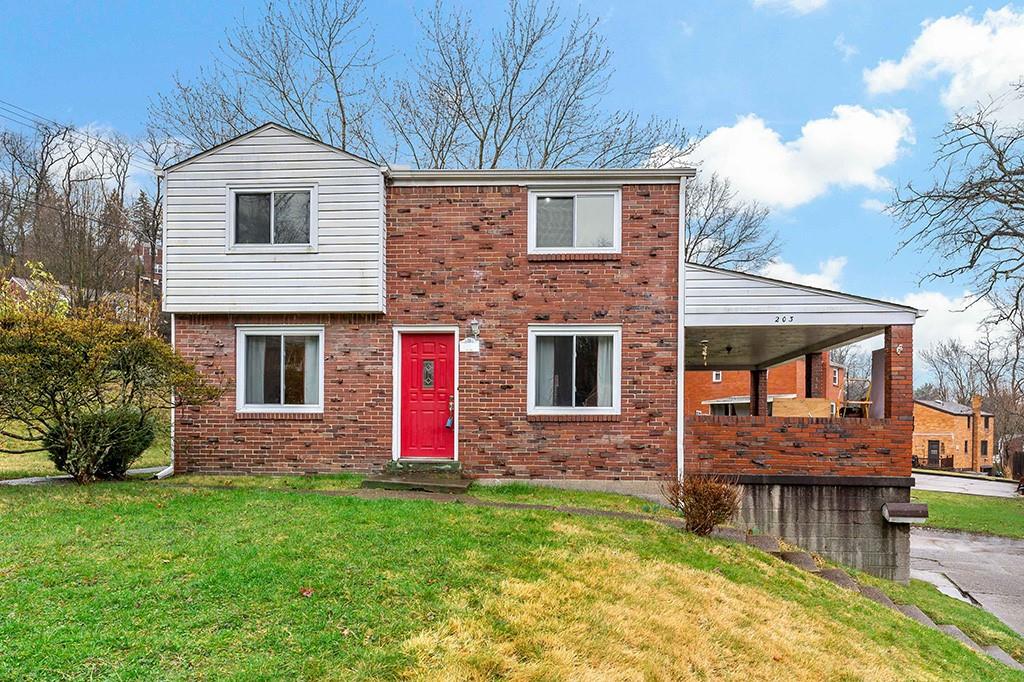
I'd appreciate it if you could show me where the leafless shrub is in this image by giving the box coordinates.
[663,475,741,536]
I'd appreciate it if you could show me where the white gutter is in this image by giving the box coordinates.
[156,171,174,480]
[389,167,697,186]
[677,176,687,481]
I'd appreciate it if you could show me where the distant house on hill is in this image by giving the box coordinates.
[913,396,994,472]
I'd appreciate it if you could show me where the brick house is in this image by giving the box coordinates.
[162,123,922,579]
[913,397,994,472]
[686,357,845,417]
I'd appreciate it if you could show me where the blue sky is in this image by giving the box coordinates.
[2,0,1022,353]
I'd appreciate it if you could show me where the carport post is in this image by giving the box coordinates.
[750,369,768,416]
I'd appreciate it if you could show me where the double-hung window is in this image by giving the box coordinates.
[228,186,317,249]
[711,371,723,383]
[528,189,621,253]
[527,325,621,415]
[236,326,324,413]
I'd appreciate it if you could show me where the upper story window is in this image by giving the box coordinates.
[832,368,840,386]
[228,186,317,250]
[984,416,991,430]
[527,325,621,415]
[711,371,723,383]
[528,189,621,254]
[235,325,324,413]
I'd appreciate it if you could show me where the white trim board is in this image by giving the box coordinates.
[234,324,326,414]
[391,325,460,462]
[526,324,622,417]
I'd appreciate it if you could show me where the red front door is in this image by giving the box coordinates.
[400,333,455,459]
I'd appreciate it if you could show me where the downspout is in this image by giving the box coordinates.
[155,169,175,480]
[677,176,687,481]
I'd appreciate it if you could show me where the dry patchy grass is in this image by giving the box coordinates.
[403,547,978,681]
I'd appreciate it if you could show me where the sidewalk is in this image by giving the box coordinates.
[0,466,165,486]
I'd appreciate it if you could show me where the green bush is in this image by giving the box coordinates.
[43,409,156,482]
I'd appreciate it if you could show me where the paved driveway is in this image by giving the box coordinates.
[914,473,1019,498]
[911,528,1024,636]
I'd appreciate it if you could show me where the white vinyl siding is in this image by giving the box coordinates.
[163,125,385,313]
[684,263,919,327]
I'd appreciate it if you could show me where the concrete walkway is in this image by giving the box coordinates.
[914,473,1019,498]
[911,527,1024,636]
[0,466,165,486]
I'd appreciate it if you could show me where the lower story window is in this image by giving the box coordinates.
[236,326,323,412]
[528,325,621,415]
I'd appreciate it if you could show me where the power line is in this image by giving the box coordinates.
[0,99,156,175]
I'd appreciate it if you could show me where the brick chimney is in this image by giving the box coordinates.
[971,394,983,472]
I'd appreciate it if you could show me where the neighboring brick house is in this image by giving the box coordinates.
[685,357,845,417]
[162,123,922,580]
[913,397,994,472]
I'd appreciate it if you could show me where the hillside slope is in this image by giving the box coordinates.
[0,482,1020,680]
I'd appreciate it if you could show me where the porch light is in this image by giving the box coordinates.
[469,319,481,338]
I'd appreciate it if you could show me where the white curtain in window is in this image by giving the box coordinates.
[304,336,319,405]
[597,335,613,407]
[245,336,266,404]
[535,336,555,406]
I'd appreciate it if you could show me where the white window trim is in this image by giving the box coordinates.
[832,368,840,386]
[226,184,319,253]
[235,324,325,413]
[527,188,622,254]
[527,324,622,416]
[711,370,723,383]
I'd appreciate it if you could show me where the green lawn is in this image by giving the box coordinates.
[912,489,1024,539]
[2,481,1022,679]
[0,423,171,481]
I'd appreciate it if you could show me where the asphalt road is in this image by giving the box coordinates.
[914,473,1019,498]
[911,528,1024,636]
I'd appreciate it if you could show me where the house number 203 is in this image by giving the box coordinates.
[774,315,795,323]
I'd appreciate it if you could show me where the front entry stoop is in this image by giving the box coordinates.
[361,459,469,494]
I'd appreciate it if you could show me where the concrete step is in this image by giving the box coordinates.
[982,645,1024,671]
[745,534,781,553]
[857,585,897,609]
[896,604,938,630]
[779,551,819,572]
[817,568,859,590]
[361,476,471,494]
[938,624,983,653]
[385,459,463,478]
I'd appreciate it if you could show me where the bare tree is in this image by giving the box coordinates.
[0,122,137,306]
[830,343,872,403]
[685,173,777,271]
[149,0,378,158]
[920,319,1024,465]
[378,0,696,169]
[150,0,696,169]
[891,83,1024,322]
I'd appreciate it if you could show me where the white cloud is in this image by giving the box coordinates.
[834,33,859,61]
[677,20,694,38]
[761,256,847,290]
[864,7,1024,118]
[854,290,996,381]
[860,197,887,212]
[752,0,827,15]
[899,290,994,354]
[692,105,913,209]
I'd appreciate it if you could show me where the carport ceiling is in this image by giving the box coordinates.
[685,325,886,370]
